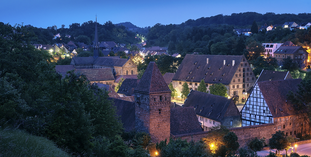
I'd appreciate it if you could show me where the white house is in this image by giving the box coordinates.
[262,43,283,57]
[299,22,311,30]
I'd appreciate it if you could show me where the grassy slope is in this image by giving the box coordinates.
[0,129,70,157]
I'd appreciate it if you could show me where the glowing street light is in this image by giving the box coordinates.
[210,143,215,148]
[155,151,159,156]
[294,144,298,152]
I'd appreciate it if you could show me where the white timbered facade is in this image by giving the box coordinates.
[241,83,273,126]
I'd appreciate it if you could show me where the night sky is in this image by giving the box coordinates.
[1,0,310,28]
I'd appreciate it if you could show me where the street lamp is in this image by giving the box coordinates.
[294,144,298,152]
[155,151,159,156]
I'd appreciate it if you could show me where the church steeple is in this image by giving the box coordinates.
[93,16,99,59]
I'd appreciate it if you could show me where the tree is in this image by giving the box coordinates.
[246,40,264,61]
[157,138,210,157]
[168,83,177,98]
[115,78,124,92]
[223,132,240,155]
[282,57,299,71]
[202,126,229,154]
[181,82,190,99]
[269,131,291,154]
[109,51,115,56]
[251,21,258,34]
[248,137,264,152]
[197,79,207,93]
[209,83,228,97]
[75,35,91,45]
[109,135,128,157]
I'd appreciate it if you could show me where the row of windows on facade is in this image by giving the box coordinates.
[242,114,273,122]
[233,77,254,83]
[235,72,253,78]
[232,83,251,89]
[198,116,216,125]
[265,49,273,52]
[238,67,251,72]
[275,55,304,59]
[179,81,209,87]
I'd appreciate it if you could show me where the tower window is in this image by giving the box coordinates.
[160,96,162,101]
[159,109,162,114]
[154,98,156,102]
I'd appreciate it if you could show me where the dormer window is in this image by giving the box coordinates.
[194,61,198,65]
[189,71,192,74]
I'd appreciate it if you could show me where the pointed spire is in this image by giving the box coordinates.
[135,62,171,94]
[93,15,99,59]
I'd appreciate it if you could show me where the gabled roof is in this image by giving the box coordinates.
[109,98,135,132]
[67,41,77,48]
[93,57,128,67]
[183,90,239,122]
[163,73,175,85]
[71,57,95,65]
[257,70,292,83]
[274,46,304,54]
[173,54,243,85]
[115,75,138,83]
[118,78,140,96]
[55,65,75,78]
[75,68,114,81]
[258,79,302,118]
[282,41,295,46]
[71,56,129,67]
[170,107,203,135]
[135,62,171,94]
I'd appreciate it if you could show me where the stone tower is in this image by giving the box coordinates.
[134,62,171,142]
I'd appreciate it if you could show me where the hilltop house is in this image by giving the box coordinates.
[274,46,308,68]
[282,22,298,30]
[172,54,256,102]
[262,43,283,57]
[184,90,241,131]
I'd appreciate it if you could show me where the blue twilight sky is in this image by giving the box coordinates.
[1,0,310,28]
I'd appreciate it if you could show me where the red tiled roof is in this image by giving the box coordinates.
[109,98,135,132]
[172,54,244,85]
[115,75,138,83]
[274,46,304,55]
[258,79,302,118]
[75,68,114,81]
[135,62,171,94]
[257,70,292,83]
[163,73,175,85]
[170,107,203,135]
[184,90,239,122]
[118,78,140,96]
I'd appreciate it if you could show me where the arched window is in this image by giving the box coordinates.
[126,70,128,75]
[131,70,133,75]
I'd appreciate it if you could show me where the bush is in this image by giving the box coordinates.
[290,152,300,157]
[0,129,69,157]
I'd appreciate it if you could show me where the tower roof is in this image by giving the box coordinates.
[135,62,171,94]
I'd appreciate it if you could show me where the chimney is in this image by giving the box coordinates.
[232,60,235,66]
[223,60,226,66]
[207,58,209,64]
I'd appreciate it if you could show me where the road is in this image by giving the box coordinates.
[257,143,311,156]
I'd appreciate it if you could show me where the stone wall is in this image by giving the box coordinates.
[171,124,276,147]
[229,124,275,147]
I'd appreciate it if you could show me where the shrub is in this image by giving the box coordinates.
[0,129,69,157]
